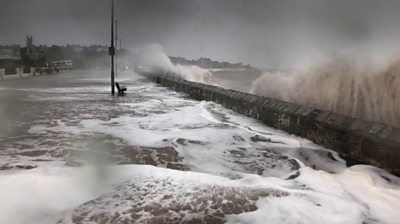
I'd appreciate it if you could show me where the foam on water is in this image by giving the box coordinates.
[0,71,399,223]
[136,44,212,83]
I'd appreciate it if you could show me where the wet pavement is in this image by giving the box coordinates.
[0,70,305,176]
[0,70,399,224]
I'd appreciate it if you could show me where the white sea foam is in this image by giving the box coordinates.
[136,44,212,83]
[251,52,400,127]
[1,71,399,224]
[228,166,400,224]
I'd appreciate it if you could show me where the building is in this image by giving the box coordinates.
[20,35,45,68]
[0,45,21,69]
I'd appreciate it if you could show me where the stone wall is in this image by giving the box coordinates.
[151,75,400,176]
[0,67,68,81]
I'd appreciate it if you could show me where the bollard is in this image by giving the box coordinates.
[30,67,36,77]
[0,68,5,80]
[16,68,23,78]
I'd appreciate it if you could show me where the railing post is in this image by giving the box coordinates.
[0,68,5,80]
[30,67,36,77]
[16,68,22,78]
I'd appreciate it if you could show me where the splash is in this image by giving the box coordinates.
[251,52,400,127]
[135,44,212,83]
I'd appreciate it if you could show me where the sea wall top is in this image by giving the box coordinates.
[150,74,400,176]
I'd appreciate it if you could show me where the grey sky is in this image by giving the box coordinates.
[1,0,400,68]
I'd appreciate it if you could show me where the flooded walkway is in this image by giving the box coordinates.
[0,71,399,224]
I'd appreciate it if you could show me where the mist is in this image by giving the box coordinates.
[135,44,212,83]
[2,0,399,126]
[1,0,400,69]
[251,51,400,127]
[1,1,400,223]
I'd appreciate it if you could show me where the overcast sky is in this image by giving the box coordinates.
[1,0,400,68]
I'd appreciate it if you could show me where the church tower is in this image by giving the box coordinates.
[26,35,33,49]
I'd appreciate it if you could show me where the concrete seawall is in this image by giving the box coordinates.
[150,74,400,176]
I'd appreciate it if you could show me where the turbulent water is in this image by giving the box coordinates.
[252,53,400,127]
[0,71,399,224]
[136,44,212,83]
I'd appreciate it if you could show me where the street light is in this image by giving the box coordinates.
[115,19,118,78]
[109,0,115,95]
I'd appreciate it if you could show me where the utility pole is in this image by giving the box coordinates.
[115,19,118,78]
[109,0,115,95]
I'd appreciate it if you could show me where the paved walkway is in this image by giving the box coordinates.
[0,70,398,224]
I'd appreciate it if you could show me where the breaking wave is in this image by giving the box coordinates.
[135,44,212,83]
[251,52,400,127]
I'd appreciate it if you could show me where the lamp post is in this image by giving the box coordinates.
[109,0,115,95]
[115,19,118,78]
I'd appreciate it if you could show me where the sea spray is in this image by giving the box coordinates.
[251,52,400,127]
[135,44,212,83]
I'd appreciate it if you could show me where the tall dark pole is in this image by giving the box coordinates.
[115,19,118,78]
[110,0,115,95]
